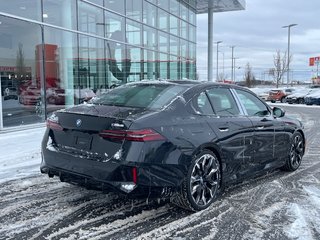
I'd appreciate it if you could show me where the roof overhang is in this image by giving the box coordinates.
[196,0,246,14]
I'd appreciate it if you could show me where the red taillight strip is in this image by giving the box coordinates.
[132,167,137,184]
[46,120,63,131]
[99,129,165,142]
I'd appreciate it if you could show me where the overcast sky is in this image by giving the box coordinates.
[196,0,320,82]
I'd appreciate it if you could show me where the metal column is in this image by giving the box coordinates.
[208,7,214,82]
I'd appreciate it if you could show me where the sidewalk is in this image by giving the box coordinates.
[0,127,45,183]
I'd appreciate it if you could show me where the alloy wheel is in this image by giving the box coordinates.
[190,153,220,207]
[290,134,304,169]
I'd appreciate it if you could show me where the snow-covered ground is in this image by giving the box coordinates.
[0,127,45,184]
[0,104,320,239]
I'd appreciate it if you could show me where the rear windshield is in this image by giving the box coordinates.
[91,84,187,109]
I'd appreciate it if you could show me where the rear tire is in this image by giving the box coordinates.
[281,132,304,172]
[171,150,221,211]
[281,97,286,103]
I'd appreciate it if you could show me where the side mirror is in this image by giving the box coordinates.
[273,107,285,118]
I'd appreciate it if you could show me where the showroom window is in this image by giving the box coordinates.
[0,16,44,127]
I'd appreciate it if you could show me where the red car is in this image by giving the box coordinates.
[267,89,294,103]
[19,86,41,105]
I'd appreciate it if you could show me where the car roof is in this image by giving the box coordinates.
[124,80,251,96]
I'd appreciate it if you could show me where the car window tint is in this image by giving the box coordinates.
[235,89,270,117]
[206,88,240,116]
[92,84,187,109]
[192,92,214,115]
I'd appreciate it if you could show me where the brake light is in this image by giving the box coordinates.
[46,113,63,131]
[99,129,165,142]
[46,119,63,131]
[132,167,137,184]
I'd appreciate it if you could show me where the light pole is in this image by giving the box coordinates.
[282,24,298,87]
[219,51,225,80]
[215,41,222,81]
[230,46,235,81]
[233,57,239,82]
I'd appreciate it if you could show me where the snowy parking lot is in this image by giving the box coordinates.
[0,104,320,240]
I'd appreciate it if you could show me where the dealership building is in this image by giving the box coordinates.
[0,0,245,131]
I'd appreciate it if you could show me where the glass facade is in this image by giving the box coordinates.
[0,0,196,129]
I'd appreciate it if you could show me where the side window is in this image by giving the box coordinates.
[235,89,270,117]
[206,88,240,116]
[192,92,214,115]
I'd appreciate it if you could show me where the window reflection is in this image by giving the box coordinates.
[158,9,168,32]
[78,1,104,36]
[0,0,198,129]
[105,11,125,40]
[126,0,142,21]
[170,15,179,35]
[126,20,142,46]
[0,0,41,21]
[0,17,44,127]
[144,50,156,80]
[143,1,157,27]
[159,32,169,53]
[44,27,79,108]
[169,0,180,16]
[143,26,157,50]
[160,53,168,79]
[43,0,77,30]
[105,0,125,14]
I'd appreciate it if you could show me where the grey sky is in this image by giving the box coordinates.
[196,0,320,82]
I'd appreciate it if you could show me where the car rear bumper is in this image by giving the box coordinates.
[41,134,186,198]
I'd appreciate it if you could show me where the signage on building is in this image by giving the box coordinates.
[309,56,320,66]
[0,66,32,72]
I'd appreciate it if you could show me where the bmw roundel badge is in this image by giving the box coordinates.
[76,119,82,127]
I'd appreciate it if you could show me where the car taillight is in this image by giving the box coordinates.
[46,113,63,131]
[46,119,63,131]
[99,129,165,142]
[132,167,137,184]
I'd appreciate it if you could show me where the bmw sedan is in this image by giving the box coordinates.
[41,81,305,211]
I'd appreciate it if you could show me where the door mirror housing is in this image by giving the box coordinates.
[273,107,285,118]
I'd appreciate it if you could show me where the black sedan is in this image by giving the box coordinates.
[41,81,305,211]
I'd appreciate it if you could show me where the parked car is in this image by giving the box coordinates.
[267,88,294,103]
[19,86,41,105]
[41,81,305,211]
[304,89,320,105]
[74,88,96,103]
[3,87,18,100]
[250,88,271,101]
[286,89,313,104]
[47,88,66,105]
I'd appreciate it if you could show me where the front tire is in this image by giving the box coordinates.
[282,132,304,171]
[172,150,221,211]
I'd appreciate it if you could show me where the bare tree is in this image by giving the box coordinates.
[16,43,26,92]
[217,72,228,82]
[269,50,291,88]
[244,62,254,87]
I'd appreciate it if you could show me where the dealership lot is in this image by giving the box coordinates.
[0,104,319,240]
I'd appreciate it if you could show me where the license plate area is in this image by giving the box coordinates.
[74,136,93,150]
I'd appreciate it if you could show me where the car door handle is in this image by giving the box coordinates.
[219,127,229,132]
[256,126,265,130]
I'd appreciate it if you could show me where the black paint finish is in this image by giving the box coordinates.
[41,81,305,199]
